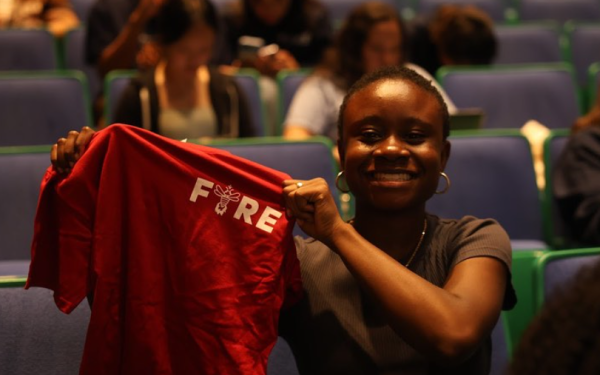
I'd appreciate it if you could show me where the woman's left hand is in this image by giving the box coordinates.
[283,178,346,244]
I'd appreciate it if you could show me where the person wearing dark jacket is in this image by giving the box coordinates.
[111,0,255,139]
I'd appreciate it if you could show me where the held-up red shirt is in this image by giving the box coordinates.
[27,125,302,375]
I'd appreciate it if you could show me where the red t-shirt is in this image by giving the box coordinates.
[27,125,302,375]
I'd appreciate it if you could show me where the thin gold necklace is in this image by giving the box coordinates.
[348,218,428,268]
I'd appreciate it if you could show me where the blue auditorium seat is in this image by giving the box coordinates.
[494,23,564,65]
[234,69,267,136]
[427,131,547,250]
[564,22,600,87]
[518,0,600,24]
[0,71,92,146]
[533,248,600,309]
[103,70,136,125]
[63,27,102,104]
[276,69,310,132]
[438,64,580,129]
[0,280,91,375]
[0,147,51,262]
[0,29,57,70]
[542,130,571,249]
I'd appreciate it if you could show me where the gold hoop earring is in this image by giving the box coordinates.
[435,172,451,194]
[336,171,350,193]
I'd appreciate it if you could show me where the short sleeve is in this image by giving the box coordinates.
[446,217,517,310]
[283,76,343,140]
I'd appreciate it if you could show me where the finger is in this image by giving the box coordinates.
[55,138,67,173]
[75,126,95,161]
[63,131,79,168]
[50,143,59,172]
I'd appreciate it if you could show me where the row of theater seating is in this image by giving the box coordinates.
[0,62,595,147]
[2,245,598,375]
[2,19,600,94]
[0,128,575,267]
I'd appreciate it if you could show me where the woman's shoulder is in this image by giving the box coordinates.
[433,215,510,239]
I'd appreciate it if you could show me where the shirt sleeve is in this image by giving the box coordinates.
[26,133,107,313]
[283,76,341,138]
[448,216,516,310]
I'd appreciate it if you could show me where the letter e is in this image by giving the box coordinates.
[256,206,283,234]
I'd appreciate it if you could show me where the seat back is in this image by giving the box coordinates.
[203,137,338,237]
[103,70,136,125]
[533,248,600,310]
[0,279,90,375]
[490,314,511,375]
[438,64,580,129]
[427,132,545,248]
[276,69,310,133]
[542,130,571,249]
[0,71,91,146]
[588,61,600,109]
[518,0,600,24]
[418,0,507,22]
[494,23,564,65]
[564,22,600,87]
[63,27,102,102]
[0,29,57,70]
[0,147,51,261]
[233,70,266,136]
[267,336,300,375]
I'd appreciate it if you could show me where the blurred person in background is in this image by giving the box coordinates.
[0,0,79,37]
[407,4,497,77]
[111,0,255,139]
[283,1,456,142]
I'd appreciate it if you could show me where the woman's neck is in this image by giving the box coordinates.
[351,207,427,262]
[157,62,210,110]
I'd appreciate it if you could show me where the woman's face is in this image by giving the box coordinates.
[248,0,291,26]
[339,78,450,212]
[361,20,403,74]
[163,23,215,76]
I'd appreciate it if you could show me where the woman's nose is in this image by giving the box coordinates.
[375,137,408,159]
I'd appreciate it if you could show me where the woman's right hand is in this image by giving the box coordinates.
[50,126,95,174]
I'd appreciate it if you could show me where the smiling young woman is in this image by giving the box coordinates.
[281,65,516,374]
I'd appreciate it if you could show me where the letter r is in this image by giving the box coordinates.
[233,196,259,224]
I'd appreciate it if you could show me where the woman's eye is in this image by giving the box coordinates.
[406,132,425,143]
[361,130,381,141]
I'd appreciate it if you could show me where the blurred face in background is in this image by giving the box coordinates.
[362,20,402,74]
[248,0,291,26]
[163,23,215,77]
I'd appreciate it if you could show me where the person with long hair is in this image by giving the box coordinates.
[283,1,456,141]
[112,0,255,139]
